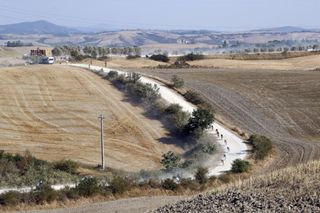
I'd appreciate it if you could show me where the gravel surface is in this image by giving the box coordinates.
[21,196,186,213]
[154,191,320,213]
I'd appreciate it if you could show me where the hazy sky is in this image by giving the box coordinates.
[0,0,319,31]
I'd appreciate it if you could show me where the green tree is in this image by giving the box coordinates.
[195,167,208,184]
[160,151,181,170]
[248,134,272,160]
[231,159,250,173]
[184,108,214,138]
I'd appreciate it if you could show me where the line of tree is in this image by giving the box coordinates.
[51,46,141,59]
[7,40,33,47]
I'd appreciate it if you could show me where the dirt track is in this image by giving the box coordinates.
[0,65,182,172]
[135,68,320,174]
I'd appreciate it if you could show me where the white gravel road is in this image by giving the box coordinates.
[71,64,248,176]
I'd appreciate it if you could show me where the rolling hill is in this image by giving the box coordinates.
[0,20,80,35]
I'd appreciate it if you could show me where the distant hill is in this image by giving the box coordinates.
[251,26,312,33]
[0,20,80,35]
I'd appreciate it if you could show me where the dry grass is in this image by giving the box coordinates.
[82,57,168,69]
[188,54,320,70]
[135,67,320,175]
[0,65,183,172]
[219,160,320,195]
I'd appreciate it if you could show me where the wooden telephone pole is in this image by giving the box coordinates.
[98,114,105,170]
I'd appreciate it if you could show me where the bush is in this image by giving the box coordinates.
[171,75,184,88]
[54,160,79,174]
[109,176,128,195]
[126,55,141,59]
[76,177,100,197]
[184,90,205,106]
[202,143,216,155]
[248,134,272,160]
[164,104,182,115]
[161,178,178,191]
[231,159,250,173]
[150,54,169,62]
[0,191,20,206]
[127,82,160,103]
[195,167,208,184]
[36,184,58,204]
[160,151,181,170]
[180,53,205,61]
[106,71,119,80]
[127,72,141,83]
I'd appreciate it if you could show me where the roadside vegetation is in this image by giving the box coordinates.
[0,148,244,210]
[248,134,273,160]
[149,54,170,62]
[0,150,78,188]
[52,46,142,61]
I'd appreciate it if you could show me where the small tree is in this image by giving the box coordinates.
[195,167,208,184]
[160,151,181,170]
[109,176,128,194]
[161,178,178,191]
[184,108,214,138]
[248,134,272,160]
[54,160,79,174]
[171,75,184,88]
[76,177,100,197]
[231,159,250,173]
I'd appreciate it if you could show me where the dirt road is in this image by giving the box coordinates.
[20,196,186,213]
[0,65,182,172]
[135,68,320,174]
[72,64,248,176]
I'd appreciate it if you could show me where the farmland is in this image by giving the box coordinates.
[0,65,183,172]
[135,65,320,173]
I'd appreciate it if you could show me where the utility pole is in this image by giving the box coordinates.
[98,114,105,170]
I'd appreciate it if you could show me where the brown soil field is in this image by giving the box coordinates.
[135,67,320,173]
[188,55,320,71]
[0,65,182,172]
[82,57,168,69]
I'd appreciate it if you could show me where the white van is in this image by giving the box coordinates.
[41,57,55,64]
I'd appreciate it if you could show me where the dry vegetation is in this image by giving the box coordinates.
[0,65,183,172]
[155,160,320,212]
[135,65,320,174]
[187,54,320,70]
[82,57,168,69]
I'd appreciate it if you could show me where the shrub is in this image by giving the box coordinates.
[195,167,209,184]
[160,151,181,170]
[150,54,169,62]
[128,72,141,83]
[54,160,79,174]
[180,53,205,61]
[0,191,20,206]
[109,176,128,194]
[164,104,182,115]
[161,178,178,191]
[36,184,58,204]
[126,55,141,59]
[184,90,205,106]
[248,134,272,160]
[231,159,250,173]
[76,177,100,197]
[127,82,160,103]
[171,75,184,88]
[202,143,216,155]
[106,71,119,80]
